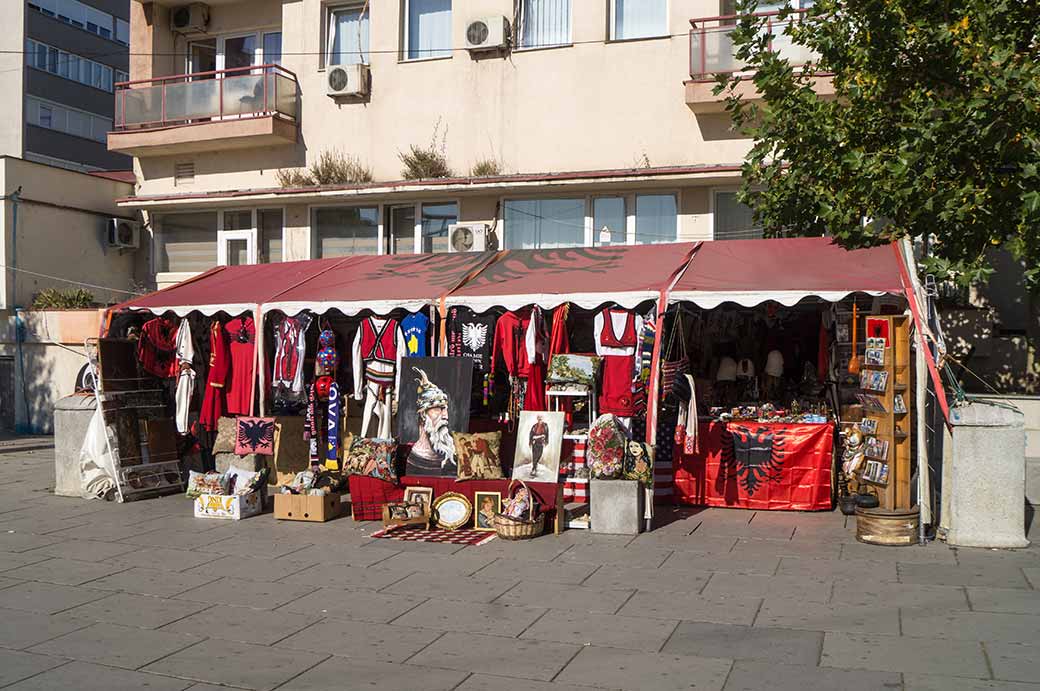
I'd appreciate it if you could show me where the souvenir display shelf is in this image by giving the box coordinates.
[856,315,912,510]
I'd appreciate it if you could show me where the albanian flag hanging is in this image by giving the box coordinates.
[673,421,834,511]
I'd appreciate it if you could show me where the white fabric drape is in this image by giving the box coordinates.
[614,0,667,40]
[521,0,571,48]
[328,7,370,65]
[407,0,452,59]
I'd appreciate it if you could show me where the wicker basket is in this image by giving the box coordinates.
[493,479,545,540]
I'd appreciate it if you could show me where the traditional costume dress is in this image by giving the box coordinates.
[224,316,256,416]
[594,308,644,419]
[174,319,195,434]
[138,316,179,378]
[492,308,548,415]
[199,320,229,432]
[271,313,309,397]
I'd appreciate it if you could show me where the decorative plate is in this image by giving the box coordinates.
[432,492,472,530]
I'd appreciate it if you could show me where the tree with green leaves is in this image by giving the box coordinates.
[719,0,1040,289]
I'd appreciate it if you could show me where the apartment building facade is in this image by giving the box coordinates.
[0,0,132,172]
[111,0,790,290]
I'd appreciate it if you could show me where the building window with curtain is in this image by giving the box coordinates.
[518,0,571,49]
[327,4,370,65]
[157,213,218,274]
[611,0,668,40]
[312,207,379,257]
[404,0,452,60]
[593,197,626,246]
[713,190,763,240]
[634,194,677,244]
[504,198,584,249]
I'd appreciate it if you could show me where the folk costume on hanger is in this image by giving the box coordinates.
[174,319,195,435]
[352,316,406,438]
[492,308,548,418]
[594,308,644,421]
[224,316,256,416]
[138,316,179,379]
[271,313,310,400]
[199,320,229,432]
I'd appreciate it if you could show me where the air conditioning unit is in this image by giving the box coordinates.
[465,16,510,52]
[326,63,370,98]
[107,218,140,250]
[170,3,209,33]
[448,223,496,253]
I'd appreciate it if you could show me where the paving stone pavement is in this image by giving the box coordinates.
[0,447,1038,690]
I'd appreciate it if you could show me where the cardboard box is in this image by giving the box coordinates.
[194,491,263,520]
[274,492,341,522]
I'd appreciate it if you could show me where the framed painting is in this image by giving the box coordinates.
[398,357,474,477]
[512,411,565,483]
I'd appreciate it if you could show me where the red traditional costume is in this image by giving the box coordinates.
[199,321,229,431]
[595,308,641,417]
[357,316,400,397]
[137,316,179,378]
[224,316,255,416]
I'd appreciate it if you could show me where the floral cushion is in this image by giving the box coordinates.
[622,441,654,487]
[185,471,228,499]
[345,438,398,483]
[587,414,627,479]
[453,432,504,481]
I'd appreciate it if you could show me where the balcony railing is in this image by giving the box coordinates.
[689,9,818,80]
[114,64,299,131]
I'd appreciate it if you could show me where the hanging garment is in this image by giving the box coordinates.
[272,314,309,396]
[492,311,533,379]
[138,316,179,378]
[447,306,496,372]
[401,312,430,357]
[224,316,256,416]
[325,382,341,470]
[199,321,229,432]
[352,316,405,399]
[548,304,570,360]
[174,319,195,435]
[595,309,643,417]
[524,306,548,411]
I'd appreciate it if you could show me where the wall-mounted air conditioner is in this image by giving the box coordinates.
[326,63,370,98]
[171,3,210,34]
[465,16,510,52]
[448,223,497,252]
[107,218,140,250]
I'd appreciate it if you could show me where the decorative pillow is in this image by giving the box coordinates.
[453,431,504,481]
[345,438,398,483]
[235,417,276,455]
[225,465,259,495]
[587,414,627,479]
[185,471,228,499]
[212,417,237,454]
[622,441,654,487]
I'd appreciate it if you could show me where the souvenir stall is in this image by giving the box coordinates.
[661,238,913,519]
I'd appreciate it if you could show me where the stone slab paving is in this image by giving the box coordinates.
[0,447,1038,690]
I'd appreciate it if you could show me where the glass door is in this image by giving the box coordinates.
[388,205,417,254]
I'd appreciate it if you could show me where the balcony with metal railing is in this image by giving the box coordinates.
[685,9,832,113]
[108,64,299,156]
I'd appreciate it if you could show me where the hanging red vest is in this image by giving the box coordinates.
[599,309,637,348]
[360,317,399,365]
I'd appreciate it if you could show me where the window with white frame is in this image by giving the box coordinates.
[518,0,571,49]
[312,207,379,257]
[26,96,111,143]
[504,198,585,249]
[327,3,370,65]
[404,0,452,60]
[713,189,762,240]
[25,38,119,93]
[157,212,218,273]
[611,0,668,40]
[634,194,677,244]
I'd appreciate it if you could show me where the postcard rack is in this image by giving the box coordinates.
[854,315,912,510]
[85,338,184,502]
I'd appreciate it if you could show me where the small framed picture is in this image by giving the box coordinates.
[836,323,850,342]
[893,394,907,414]
[473,491,501,532]
[403,487,433,512]
[865,436,889,461]
[861,459,890,486]
[859,418,879,435]
[865,348,885,366]
[866,337,885,350]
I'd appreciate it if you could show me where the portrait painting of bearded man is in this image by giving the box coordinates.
[398,357,473,477]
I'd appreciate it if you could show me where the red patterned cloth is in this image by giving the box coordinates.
[349,475,560,522]
[561,439,588,504]
[673,421,834,511]
[138,317,179,378]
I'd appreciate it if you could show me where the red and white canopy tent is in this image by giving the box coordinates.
[110,236,946,440]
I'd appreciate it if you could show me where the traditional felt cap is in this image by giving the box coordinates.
[413,367,448,412]
[765,350,785,377]
[716,357,738,382]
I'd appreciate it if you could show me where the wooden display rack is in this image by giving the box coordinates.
[856,315,912,511]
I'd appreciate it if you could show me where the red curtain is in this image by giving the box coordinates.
[674,422,834,511]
